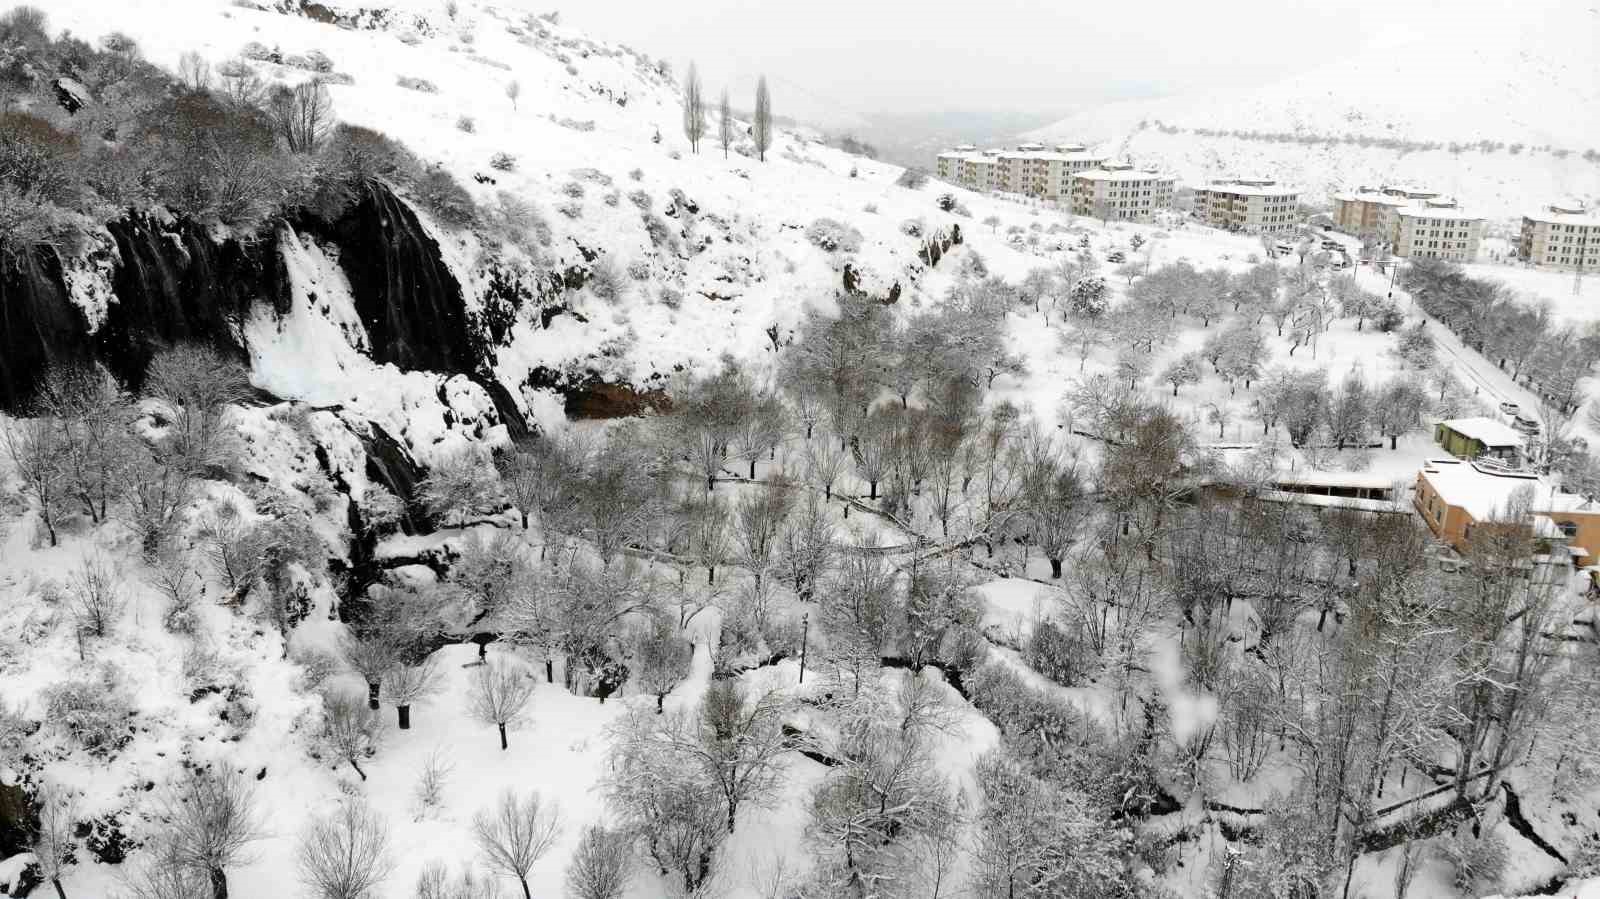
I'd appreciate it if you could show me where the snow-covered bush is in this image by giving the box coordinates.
[628,167,644,181]
[626,259,651,281]
[292,646,341,691]
[0,701,35,767]
[1026,619,1093,687]
[557,200,583,219]
[572,168,613,186]
[895,168,929,189]
[936,193,956,211]
[603,191,620,207]
[43,675,133,757]
[396,75,437,93]
[805,218,863,254]
[899,218,924,237]
[455,115,475,133]
[1441,827,1507,896]
[627,189,651,210]
[861,203,877,214]
[659,287,683,309]
[587,257,627,305]
[489,152,517,171]
[554,116,595,132]
[642,215,677,252]
[561,181,586,199]
[412,167,477,228]
[361,484,406,535]
[240,40,276,62]
[304,48,334,72]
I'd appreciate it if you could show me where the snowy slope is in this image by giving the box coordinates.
[1028,3,1600,218]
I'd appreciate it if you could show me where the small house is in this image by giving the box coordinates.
[1433,417,1524,465]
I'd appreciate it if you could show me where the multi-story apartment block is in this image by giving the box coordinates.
[1391,198,1484,262]
[1519,201,1600,270]
[1332,184,1442,237]
[1068,163,1176,222]
[934,143,1109,201]
[1192,178,1300,235]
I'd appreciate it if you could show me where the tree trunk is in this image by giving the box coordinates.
[708,565,715,585]
[749,459,757,479]
[517,876,532,899]
[498,723,509,751]
[1391,435,1398,450]
[520,510,529,529]
[349,757,367,781]
[397,704,411,730]
[53,879,67,899]
[869,480,878,500]
[545,659,554,683]
[366,681,380,710]
[209,867,228,899]
[1049,557,1063,579]
[657,693,665,713]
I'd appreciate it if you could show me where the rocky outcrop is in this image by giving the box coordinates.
[525,367,671,419]
[0,245,91,410]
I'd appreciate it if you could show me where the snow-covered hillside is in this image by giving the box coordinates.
[1029,3,1600,219]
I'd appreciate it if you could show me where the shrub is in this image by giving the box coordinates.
[936,193,956,212]
[456,115,476,133]
[587,257,626,304]
[804,217,862,253]
[557,200,583,219]
[895,168,929,189]
[642,215,677,251]
[304,49,334,73]
[396,75,438,93]
[899,218,924,237]
[43,675,133,756]
[292,645,341,691]
[489,151,517,171]
[412,166,476,228]
[603,191,620,207]
[553,116,595,132]
[659,287,683,309]
[1441,827,1507,895]
[240,40,277,62]
[1026,619,1093,687]
[861,203,878,214]
[627,189,651,210]
[625,259,650,281]
[561,180,585,198]
[628,167,644,181]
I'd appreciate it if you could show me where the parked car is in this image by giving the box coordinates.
[1107,250,1126,263]
[1497,401,1521,416]
[1321,239,1342,251]
[1512,415,1541,434]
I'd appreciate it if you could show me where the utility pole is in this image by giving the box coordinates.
[798,612,809,684]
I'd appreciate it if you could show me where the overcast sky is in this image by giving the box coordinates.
[559,0,1494,126]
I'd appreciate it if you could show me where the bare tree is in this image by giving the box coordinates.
[2,415,67,545]
[297,800,392,899]
[753,76,772,162]
[341,628,402,711]
[717,89,734,159]
[143,343,249,474]
[418,450,501,528]
[160,768,264,899]
[803,436,847,502]
[469,659,537,750]
[734,478,794,591]
[414,862,501,899]
[690,497,732,585]
[268,79,335,154]
[35,362,132,525]
[68,552,124,638]
[682,62,705,153]
[564,824,633,899]
[30,782,77,899]
[474,790,564,899]
[216,58,266,107]
[120,856,211,899]
[633,610,693,713]
[505,79,520,110]
[382,654,442,729]
[178,51,212,92]
[197,502,264,603]
[123,443,197,560]
[321,689,384,781]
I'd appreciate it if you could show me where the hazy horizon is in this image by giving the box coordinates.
[557,0,1526,128]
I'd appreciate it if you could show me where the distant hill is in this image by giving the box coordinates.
[1027,5,1600,221]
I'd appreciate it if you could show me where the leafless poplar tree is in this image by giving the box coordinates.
[473,790,564,899]
[297,800,392,899]
[753,75,772,162]
[469,659,537,750]
[30,782,78,899]
[717,89,734,158]
[505,79,520,110]
[682,62,705,153]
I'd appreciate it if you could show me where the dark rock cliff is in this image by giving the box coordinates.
[0,246,91,410]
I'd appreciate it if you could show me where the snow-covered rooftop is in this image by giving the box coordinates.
[1419,458,1594,522]
[1524,202,1600,228]
[1438,416,1524,447]
[1198,179,1300,198]
[1073,167,1174,183]
[1397,203,1485,222]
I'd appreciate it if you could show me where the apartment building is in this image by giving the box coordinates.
[1392,198,1485,262]
[934,143,1109,201]
[1332,184,1442,236]
[1192,178,1301,235]
[1069,163,1176,222]
[1519,201,1600,270]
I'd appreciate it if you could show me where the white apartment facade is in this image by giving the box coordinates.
[935,143,1110,201]
[1391,198,1485,262]
[1069,163,1176,222]
[1192,178,1300,235]
[1519,201,1600,270]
